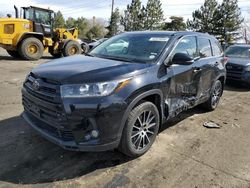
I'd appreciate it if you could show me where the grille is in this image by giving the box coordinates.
[226,63,244,74]
[24,73,60,103]
[226,63,245,80]
[22,73,74,142]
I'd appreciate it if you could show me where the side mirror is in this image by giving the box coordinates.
[171,53,194,65]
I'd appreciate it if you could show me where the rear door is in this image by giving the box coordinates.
[196,37,223,100]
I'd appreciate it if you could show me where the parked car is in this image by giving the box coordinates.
[225,45,250,87]
[22,31,226,157]
[88,38,108,50]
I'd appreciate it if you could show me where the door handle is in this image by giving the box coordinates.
[193,68,202,73]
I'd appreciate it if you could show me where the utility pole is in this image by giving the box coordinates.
[111,0,114,18]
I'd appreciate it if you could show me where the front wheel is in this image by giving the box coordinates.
[119,101,160,157]
[202,80,223,111]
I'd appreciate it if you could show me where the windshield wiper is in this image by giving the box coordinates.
[98,55,146,64]
[85,53,95,57]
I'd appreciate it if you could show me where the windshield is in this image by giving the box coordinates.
[89,33,170,63]
[225,46,250,58]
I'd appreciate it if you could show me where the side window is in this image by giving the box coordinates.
[198,38,212,58]
[211,40,223,56]
[172,36,198,59]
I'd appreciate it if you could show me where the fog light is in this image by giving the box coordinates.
[84,134,91,141]
[91,130,99,138]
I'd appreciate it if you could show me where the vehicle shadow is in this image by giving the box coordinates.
[0,55,54,61]
[224,81,250,92]
[0,107,207,185]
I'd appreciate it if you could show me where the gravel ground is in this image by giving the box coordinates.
[0,48,250,188]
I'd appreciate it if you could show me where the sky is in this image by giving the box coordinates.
[0,0,250,21]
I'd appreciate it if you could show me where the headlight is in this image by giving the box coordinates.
[60,79,130,98]
[245,65,250,72]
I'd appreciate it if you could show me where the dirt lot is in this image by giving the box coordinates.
[0,48,249,188]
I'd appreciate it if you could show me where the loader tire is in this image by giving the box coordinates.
[63,40,81,57]
[19,37,44,60]
[6,50,21,58]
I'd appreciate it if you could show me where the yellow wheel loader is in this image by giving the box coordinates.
[0,6,82,60]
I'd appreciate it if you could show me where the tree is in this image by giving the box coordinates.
[121,0,144,31]
[187,0,219,34]
[144,0,164,30]
[215,0,244,43]
[163,16,186,31]
[86,24,106,40]
[107,8,120,37]
[75,17,91,39]
[54,11,65,28]
[65,17,76,29]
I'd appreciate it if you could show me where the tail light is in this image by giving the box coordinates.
[222,56,228,66]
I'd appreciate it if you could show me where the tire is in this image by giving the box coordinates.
[62,40,81,57]
[19,37,44,60]
[6,50,21,58]
[119,101,160,157]
[202,80,223,111]
[81,43,89,54]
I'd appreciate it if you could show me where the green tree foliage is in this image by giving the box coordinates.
[187,0,219,34]
[65,17,75,28]
[216,0,244,42]
[107,8,120,37]
[163,16,186,31]
[121,0,164,31]
[74,17,90,39]
[65,17,106,39]
[54,11,65,28]
[121,0,144,31]
[86,24,106,40]
[144,0,164,30]
[188,0,243,43]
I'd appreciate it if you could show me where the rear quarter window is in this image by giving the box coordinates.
[211,40,223,56]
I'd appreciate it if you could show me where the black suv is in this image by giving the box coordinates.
[22,31,226,157]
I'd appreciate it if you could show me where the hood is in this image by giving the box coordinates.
[32,55,152,84]
[227,57,250,66]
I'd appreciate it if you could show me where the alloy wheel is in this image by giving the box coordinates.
[131,110,157,151]
[211,81,222,108]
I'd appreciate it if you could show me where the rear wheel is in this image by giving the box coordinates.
[63,40,81,57]
[119,101,160,157]
[6,50,20,58]
[202,80,223,111]
[19,37,44,60]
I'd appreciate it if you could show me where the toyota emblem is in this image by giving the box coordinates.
[32,80,40,91]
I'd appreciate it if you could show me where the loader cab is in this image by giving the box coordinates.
[22,6,54,37]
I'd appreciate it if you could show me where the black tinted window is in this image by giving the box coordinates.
[198,38,212,58]
[172,36,198,59]
[211,40,222,56]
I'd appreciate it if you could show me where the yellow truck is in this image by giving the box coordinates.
[0,6,82,60]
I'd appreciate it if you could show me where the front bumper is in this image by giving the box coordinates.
[22,87,128,152]
[22,112,120,151]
